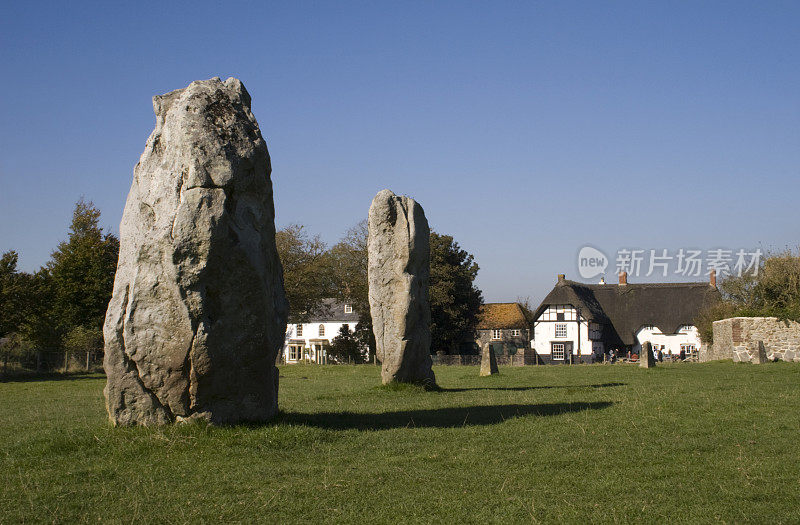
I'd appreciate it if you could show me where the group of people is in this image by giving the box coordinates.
[604,346,688,363]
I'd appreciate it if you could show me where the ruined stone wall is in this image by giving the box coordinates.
[707,317,800,362]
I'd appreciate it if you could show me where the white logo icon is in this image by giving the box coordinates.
[577,246,608,280]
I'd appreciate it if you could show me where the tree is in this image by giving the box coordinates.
[429,231,483,354]
[0,332,35,375]
[328,220,375,359]
[275,224,335,322]
[328,220,369,315]
[0,251,28,338]
[696,249,800,342]
[327,324,364,364]
[48,198,119,334]
[63,325,103,371]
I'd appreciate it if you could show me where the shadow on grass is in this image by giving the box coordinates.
[441,382,626,393]
[279,401,613,430]
[0,372,103,383]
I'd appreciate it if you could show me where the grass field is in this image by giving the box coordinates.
[1,362,799,523]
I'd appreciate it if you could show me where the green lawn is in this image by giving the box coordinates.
[1,362,799,523]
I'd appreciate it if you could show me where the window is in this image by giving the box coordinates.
[556,313,565,321]
[318,324,325,337]
[296,324,303,337]
[511,329,521,337]
[342,324,349,332]
[552,343,565,360]
[555,324,567,338]
[492,329,502,340]
[289,345,303,361]
[680,344,696,353]
[344,304,353,314]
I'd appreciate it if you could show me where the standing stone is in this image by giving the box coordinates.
[747,340,767,364]
[103,77,288,426]
[480,343,499,376]
[368,190,436,386]
[640,341,656,368]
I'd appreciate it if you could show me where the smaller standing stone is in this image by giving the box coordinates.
[640,341,656,368]
[480,343,499,376]
[747,340,767,364]
[368,189,436,386]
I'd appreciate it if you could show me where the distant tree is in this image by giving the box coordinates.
[515,296,536,331]
[19,269,60,351]
[48,198,119,335]
[63,325,103,371]
[327,324,363,364]
[328,220,369,315]
[276,224,335,323]
[429,231,483,354]
[0,251,28,338]
[0,332,35,374]
[328,220,375,359]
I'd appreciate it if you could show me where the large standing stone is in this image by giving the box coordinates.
[480,343,499,376]
[103,77,288,426]
[368,190,436,386]
[640,341,656,368]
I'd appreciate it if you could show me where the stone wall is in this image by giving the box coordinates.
[707,317,800,363]
[431,350,539,366]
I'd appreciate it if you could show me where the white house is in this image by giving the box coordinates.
[282,298,362,364]
[531,272,719,364]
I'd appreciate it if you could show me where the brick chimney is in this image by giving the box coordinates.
[557,274,565,283]
[709,269,717,288]
[618,271,628,285]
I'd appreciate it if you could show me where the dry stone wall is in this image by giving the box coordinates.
[707,317,800,363]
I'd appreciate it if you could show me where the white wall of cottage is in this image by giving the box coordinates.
[283,321,356,363]
[633,325,702,356]
[532,305,595,359]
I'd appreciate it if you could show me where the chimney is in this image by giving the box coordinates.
[557,274,565,283]
[709,269,717,288]
[618,271,628,285]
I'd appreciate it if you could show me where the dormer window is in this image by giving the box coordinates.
[344,304,353,314]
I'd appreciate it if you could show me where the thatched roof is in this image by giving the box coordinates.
[477,303,529,330]
[533,280,721,345]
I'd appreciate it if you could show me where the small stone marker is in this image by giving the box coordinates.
[367,189,436,386]
[480,343,499,376]
[640,341,656,368]
[103,78,288,425]
[734,340,767,364]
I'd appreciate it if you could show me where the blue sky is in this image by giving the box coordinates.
[1,1,798,302]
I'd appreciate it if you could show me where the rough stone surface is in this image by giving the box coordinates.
[368,189,436,386]
[103,77,288,426]
[640,341,656,368]
[733,340,767,364]
[708,317,800,362]
[479,343,499,376]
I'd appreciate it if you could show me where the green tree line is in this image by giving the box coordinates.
[278,221,484,360]
[0,199,118,371]
[1,201,484,372]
